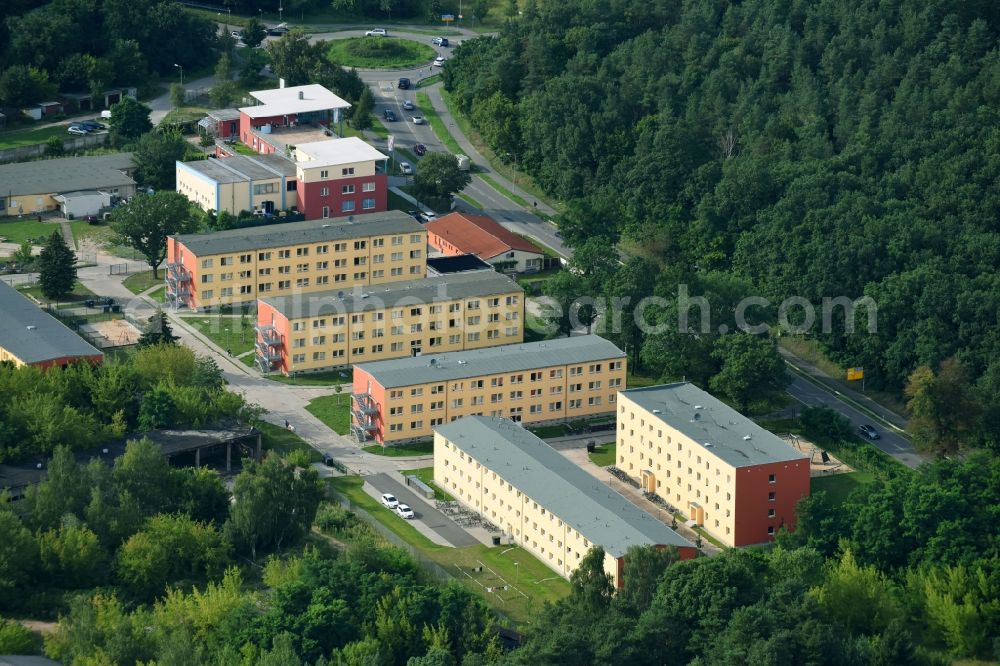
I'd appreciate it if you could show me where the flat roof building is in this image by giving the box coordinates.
[255,271,524,375]
[617,383,810,547]
[0,153,136,217]
[165,211,427,311]
[352,335,625,445]
[176,154,298,216]
[0,281,104,368]
[434,416,696,588]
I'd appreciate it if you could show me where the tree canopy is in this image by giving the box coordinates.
[110,191,199,277]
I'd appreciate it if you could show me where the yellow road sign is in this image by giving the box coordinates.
[847,367,864,381]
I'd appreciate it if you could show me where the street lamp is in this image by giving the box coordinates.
[173,63,184,87]
[514,561,520,586]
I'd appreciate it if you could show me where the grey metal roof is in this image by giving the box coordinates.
[0,281,103,365]
[207,108,241,121]
[0,153,135,196]
[357,335,624,389]
[621,383,807,468]
[437,416,694,557]
[180,154,297,184]
[171,210,423,256]
[260,270,521,319]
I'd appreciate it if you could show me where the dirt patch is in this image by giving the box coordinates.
[79,318,142,347]
[779,433,854,477]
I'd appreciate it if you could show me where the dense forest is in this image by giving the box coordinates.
[445,0,1000,450]
[0,0,219,108]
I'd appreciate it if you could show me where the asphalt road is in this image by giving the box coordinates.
[785,371,923,468]
[368,473,479,547]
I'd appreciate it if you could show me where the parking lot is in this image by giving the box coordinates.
[365,472,479,547]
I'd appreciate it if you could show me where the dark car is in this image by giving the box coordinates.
[322,454,335,467]
[432,37,449,47]
[858,424,880,440]
[383,108,396,121]
[397,77,411,89]
[413,143,426,156]
[407,210,421,220]
[79,121,104,131]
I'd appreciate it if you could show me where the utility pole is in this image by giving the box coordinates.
[278,1,283,22]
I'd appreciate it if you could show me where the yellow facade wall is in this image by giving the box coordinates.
[275,290,524,373]
[434,432,624,586]
[375,357,625,443]
[174,228,427,310]
[297,159,376,183]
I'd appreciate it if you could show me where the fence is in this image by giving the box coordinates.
[0,133,109,164]
[108,262,147,275]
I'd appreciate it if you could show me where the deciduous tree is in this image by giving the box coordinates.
[109,96,153,146]
[110,191,199,278]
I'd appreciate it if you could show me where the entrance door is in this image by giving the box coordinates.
[641,470,656,494]
[689,503,704,525]
[262,200,274,214]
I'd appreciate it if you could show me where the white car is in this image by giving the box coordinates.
[67,126,88,135]
[418,211,437,223]
[433,56,446,67]
[402,100,415,111]
[396,504,415,519]
[411,116,425,125]
[380,493,399,509]
[365,28,387,37]
[399,162,413,175]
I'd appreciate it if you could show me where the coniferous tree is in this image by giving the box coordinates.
[137,309,178,348]
[37,230,76,300]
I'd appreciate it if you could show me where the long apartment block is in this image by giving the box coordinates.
[254,271,525,375]
[351,335,626,445]
[434,416,696,588]
[617,383,809,547]
[165,211,426,311]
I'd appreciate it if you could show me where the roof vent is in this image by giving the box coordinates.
[298,90,304,99]
[742,434,752,441]
[360,293,369,299]
[458,360,467,365]
[652,409,662,414]
[26,325,36,331]
[705,442,713,447]
[430,358,437,367]
[692,413,701,420]
[694,405,703,410]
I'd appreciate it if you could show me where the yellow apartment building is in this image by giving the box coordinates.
[434,416,697,588]
[351,335,626,445]
[165,211,427,311]
[617,384,810,548]
[254,271,524,375]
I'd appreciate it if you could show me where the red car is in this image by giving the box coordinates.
[413,143,426,156]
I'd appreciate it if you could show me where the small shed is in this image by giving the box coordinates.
[39,101,64,116]
[52,190,112,218]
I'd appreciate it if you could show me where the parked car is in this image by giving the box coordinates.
[419,211,437,223]
[432,37,449,47]
[413,143,426,156]
[399,161,413,175]
[67,126,88,135]
[231,30,240,38]
[383,108,396,121]
[267,24,289,36]
[79,121,104,131]
[858,424,880,440]
[366,28,388,37]
[396,504,415,519]
[407,210,421,220]
[433,56,446,67]
[411,116,425,125]
[402,99,415,111]
[397,77,411,89]
[322,454,335,467]
[380,493,399,509]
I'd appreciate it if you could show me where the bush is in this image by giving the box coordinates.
[0,618,39,654]
[800,406,854,444]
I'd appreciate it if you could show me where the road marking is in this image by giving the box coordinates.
[786,391,809,406]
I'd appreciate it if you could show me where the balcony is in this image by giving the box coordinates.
[254,324,281,346]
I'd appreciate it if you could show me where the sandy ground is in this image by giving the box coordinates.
[79,318,142,347]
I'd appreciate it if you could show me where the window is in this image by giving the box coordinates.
[342,167,355,176]
[768,474,776,483]
[768,509,776,518]
[322,206,330,218]
[767,526,775,536]
[342,184,355,194]
[768,492,775,501]
[240,285,252,294]
[201,258,213,268]
[363,181,376,192]
[354,241,367,250]
[411,234,422,243]
[320,187,330,196]
[362,198,376,210]
[341,200,355,212]
[258,252,272,261]
[467,300,480,310]
[253,183,275,194]
[200,275,213,284]
[320,170,329,178]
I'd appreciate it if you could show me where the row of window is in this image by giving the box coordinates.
[321,199,376,216]
[195,234,424,268]
[316,182,377,196]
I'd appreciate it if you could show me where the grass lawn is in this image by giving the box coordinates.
[400,466,455,501]
[230,142,259,156]
[121,270,162,295]
[362,440,434,457]
[70,222,139,258]
[0,124,71,150]
[161,106,210,126]
[516,267,559,288]
[417,73,442,88]
[304,394,352,435]
[147,286,166,303]
[415,92,462,154]
[258,421,322,463]
[326,37,436,69]
[527,423,570,439]
[626,371,659,388]
[811,471,876,506]
[17,281,95,305]
[180,315,256,357]
[456,192,484,209]
[388,189,415,213]
[330,475,571,626]
[588,442,616,467]
[480,174,530,208]
[524,313,556,342]
[0,219,63,244]
[266,371,351,386]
